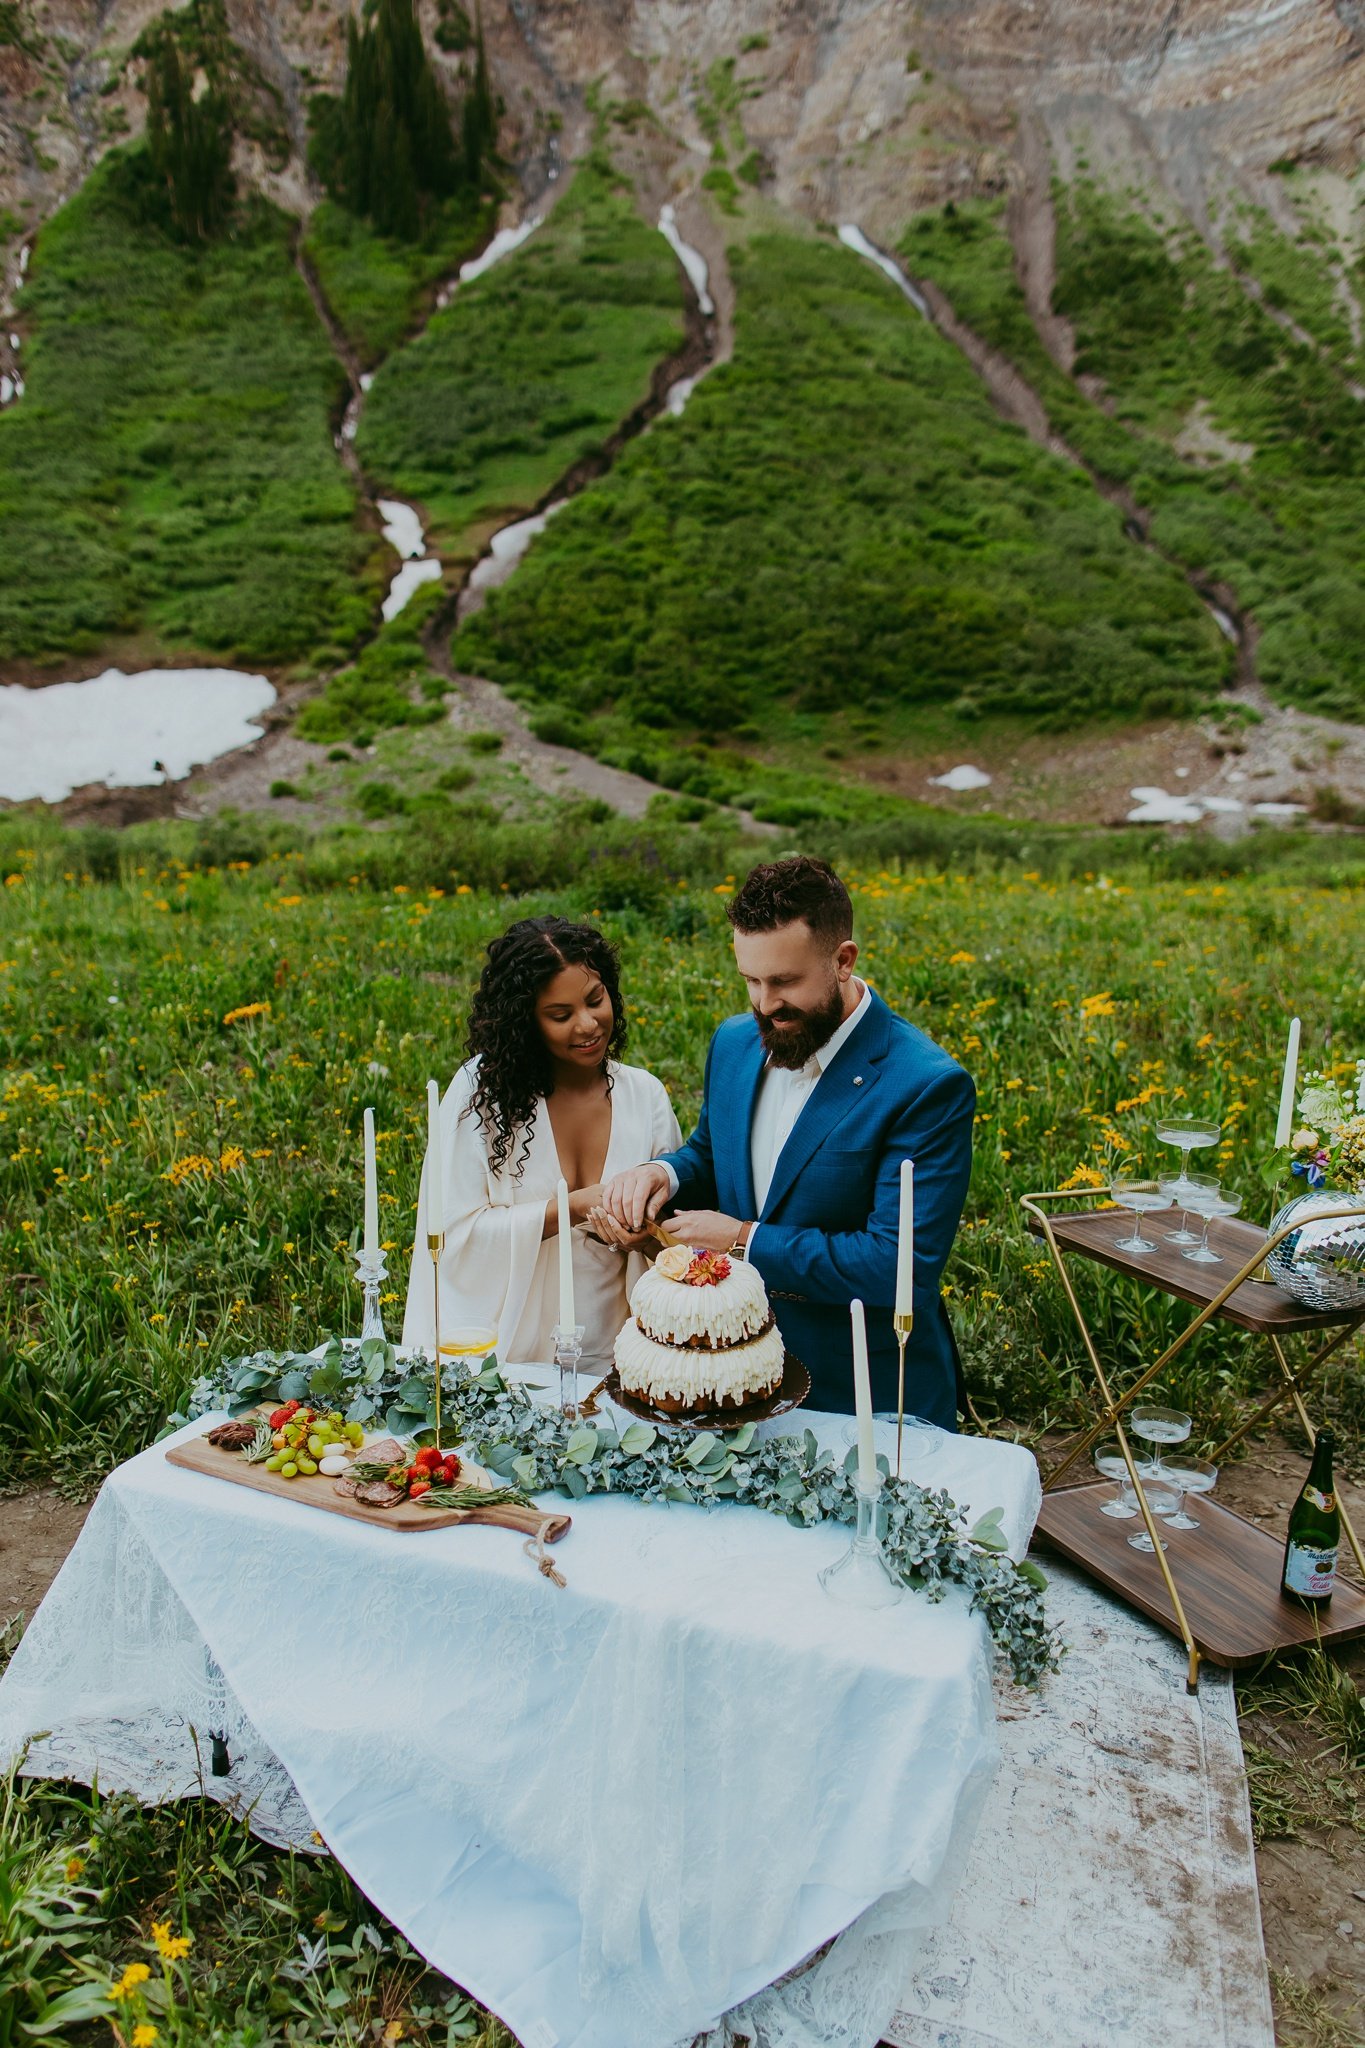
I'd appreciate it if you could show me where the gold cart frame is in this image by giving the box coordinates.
[1020,1187,1365,1692]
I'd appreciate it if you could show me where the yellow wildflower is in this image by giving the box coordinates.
[948,950,976,966]
[1080,992,1117,1020]
[222,1002,270,1026]
[109,1961,152,2001]
[152,1920,192,1962]
[133,2027,158,2048]
[1061,1163,1106,1190]
[65,1854,85,1881]
[219,1146,246,1171]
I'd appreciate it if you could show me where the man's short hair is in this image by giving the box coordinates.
[727,856,854,946]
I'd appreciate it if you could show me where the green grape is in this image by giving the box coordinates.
[265,1453,287,1472]
[281,1461,298,1479]
[307,1435,325,1459]
[297,1455,318,1476]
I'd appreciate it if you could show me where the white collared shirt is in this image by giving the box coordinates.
[749,979,871,1213]
[661,981,871,1251]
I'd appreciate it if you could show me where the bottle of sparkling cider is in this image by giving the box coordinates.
[1281,1428,1340,1606]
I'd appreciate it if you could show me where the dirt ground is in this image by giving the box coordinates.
[4,1440,1364,2040]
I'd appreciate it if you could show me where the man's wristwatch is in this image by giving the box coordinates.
[730,1222,755,1259]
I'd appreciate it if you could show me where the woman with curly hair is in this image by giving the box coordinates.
[403,915,680,1368]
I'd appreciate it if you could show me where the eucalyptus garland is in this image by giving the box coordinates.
[174,1336,1061,1686]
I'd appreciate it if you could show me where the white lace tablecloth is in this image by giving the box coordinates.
[0,1407,1040,2048]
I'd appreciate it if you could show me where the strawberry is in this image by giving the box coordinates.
[409,1479,431,1499]
[441,1454,461,1483]
[268,1407,291,1429]
[413,1446,444,1473]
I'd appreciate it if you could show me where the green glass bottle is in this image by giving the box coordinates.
[1281,1428,1340,1606]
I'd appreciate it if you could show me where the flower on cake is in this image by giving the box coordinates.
[652,1244,733,1285]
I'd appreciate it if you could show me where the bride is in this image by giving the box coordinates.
[403,914,680,1369]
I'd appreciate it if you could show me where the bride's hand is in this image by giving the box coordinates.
[586,1205,655,1252]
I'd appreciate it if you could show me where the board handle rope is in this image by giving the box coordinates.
[524,1515,568,1587]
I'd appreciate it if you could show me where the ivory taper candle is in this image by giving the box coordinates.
[557,1175,575,1331]
[895,1160,914,1319]
[851,1299,876,1492]
[363,1106,378,1259]
[1275,1017,1301,1150]
[426,1079,442,1232]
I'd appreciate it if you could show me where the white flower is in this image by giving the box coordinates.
[1300,1075,1350,1139]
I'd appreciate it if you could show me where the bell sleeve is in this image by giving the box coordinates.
[401,1063,548,1354]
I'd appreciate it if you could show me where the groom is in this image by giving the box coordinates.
[600,856,975,1428]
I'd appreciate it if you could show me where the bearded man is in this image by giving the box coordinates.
[597,855,975,1427]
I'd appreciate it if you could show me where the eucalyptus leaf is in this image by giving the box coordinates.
[1017,1559,1049,1591]
[186,1339,1062,1685]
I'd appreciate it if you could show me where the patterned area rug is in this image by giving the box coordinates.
[887,1560,1273,2048]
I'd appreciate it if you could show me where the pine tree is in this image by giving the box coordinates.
[145,35,234,242]
[322,0,493,240]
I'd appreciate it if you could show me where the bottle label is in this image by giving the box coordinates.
[1304,1485,1336,1513]
[1284,1541,1338,1598]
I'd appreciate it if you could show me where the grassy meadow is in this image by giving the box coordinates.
[0,150,379,670]
[356,153,686,556]
[4,818,1365,2039]
[2,823,1361,1478]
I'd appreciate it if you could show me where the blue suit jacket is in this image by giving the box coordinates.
[662,990,974,1429]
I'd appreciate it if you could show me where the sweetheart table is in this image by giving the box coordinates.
[0,1395,1040,2048]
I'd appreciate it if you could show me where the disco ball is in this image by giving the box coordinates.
[1266,1190,1365,1314]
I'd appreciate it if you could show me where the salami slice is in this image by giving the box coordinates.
[355,1479,406,1508]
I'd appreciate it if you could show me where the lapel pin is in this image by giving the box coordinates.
[853,1075,863,1086]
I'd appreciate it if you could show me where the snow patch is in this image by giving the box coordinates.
[658,206,714,316]
[664,375,697,418]
[466,501,565,596]
[837,225,930,318]
[378,499,426,561]
[438,217,543,306]
[930,764,992,792]
[381,558,443,623]
[1127,786,1205,825]
[0,669,276,804]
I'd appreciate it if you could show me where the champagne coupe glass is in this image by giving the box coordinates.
[1159,1169,1217,1249]
[1093,1440,1138,1518]
[1161,1455,1218,1532]
[1109,1176,1171,1254]
[1180,1187,1243,1266]
[1153,1116,1221,1205]
[1130,1404,1191,1485]
[1127,1479,1180,1552]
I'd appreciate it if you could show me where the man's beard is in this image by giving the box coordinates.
[754,979,847,1070]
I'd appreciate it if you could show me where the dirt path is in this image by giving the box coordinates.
[1007,111,1075,376]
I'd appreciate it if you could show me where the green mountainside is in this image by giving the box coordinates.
[0,152,375,667]
[356,153,686,554]
[451,229,1226,790]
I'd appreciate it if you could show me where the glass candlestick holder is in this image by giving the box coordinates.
[553,1323,585,1422]
[819,1476,905,1609]
[353,1247,388,1343]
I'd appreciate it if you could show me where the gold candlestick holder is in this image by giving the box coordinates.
[427,1228,445,1448]
[892,1311,913,1480]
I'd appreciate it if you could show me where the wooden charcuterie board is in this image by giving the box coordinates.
[166,1425,570,1543]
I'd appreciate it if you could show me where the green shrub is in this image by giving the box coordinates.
[356,779,408,817]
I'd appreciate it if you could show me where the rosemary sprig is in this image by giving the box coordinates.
[243,1418,274,1464]
[420,1483,530,1512]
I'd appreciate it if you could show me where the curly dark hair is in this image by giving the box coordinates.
[464,916,627,1179]
[728,856,853,946]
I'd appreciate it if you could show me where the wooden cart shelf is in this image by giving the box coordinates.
[1020,1188,1365,1690]
[1036,1482,1365,1669]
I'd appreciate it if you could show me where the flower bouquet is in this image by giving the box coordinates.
[1260,1061,1365,1311]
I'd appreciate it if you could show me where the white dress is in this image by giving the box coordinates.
[402,1057,682,1370]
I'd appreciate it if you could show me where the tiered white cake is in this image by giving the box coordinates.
[615,1244,786,1414]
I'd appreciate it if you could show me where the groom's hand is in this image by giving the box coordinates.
[668,1210,743,1252]
[601,1161,672,1233]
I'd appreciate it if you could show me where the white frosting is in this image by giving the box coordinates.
[631,1259,771,1348]
[615,1317,785,1407]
